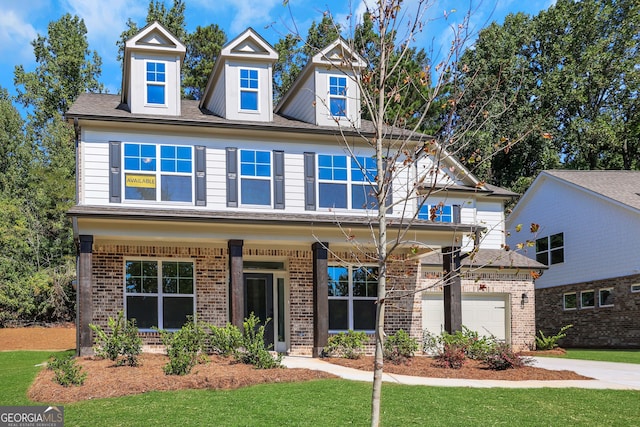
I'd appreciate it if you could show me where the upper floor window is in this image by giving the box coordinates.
[125,259,194,330]
[240,68,259,111]
[536,232,564,266]
[418,203,453,222]
[240,149,271,206]
[329,76,347,117]
[599,288,614,307]
[318,154,377,209]
[124,143,193,203]
[563,292,577,310]
[328,265,378,331]
[146,62,166,105]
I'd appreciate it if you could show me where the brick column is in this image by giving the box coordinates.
[228,240,244,329]
[443,246,462,334]
[312,242,329,357]
[77,235,93,356]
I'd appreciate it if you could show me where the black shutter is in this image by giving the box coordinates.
[273,150,285,209]
[109,141,121,203]
[304,152,316,210]
[453,204,461,224]
[226,147,238,207]
[195,145,206,206]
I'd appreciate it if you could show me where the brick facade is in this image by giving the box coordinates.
[536,274,640,348]
[420,271,536,351]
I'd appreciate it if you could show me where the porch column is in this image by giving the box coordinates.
[312,242,329,357]
[77,235,93,356]
[442,246,462,334]
[228,239,244,329]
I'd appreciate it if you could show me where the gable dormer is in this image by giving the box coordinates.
[200,28,278,122]
[276,38,365,128]
[122,21,186,116]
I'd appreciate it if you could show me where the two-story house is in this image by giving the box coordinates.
[67,22,541,356]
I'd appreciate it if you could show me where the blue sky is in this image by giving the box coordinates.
[0,0,555,100]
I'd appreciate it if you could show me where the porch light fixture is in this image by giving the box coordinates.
[521,293,529,308]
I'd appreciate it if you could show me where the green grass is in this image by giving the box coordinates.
[541,349,640,364]
[1,351,639,426]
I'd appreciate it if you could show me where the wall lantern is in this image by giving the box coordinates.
[521,293,529,308]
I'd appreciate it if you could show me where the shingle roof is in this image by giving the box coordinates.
[544,170,640,211]
[421,248,547,269]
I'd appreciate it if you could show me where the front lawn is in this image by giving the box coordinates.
[1,351,639,426]
[545,349,640,364]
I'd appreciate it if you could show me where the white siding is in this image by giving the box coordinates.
[128,52,181,116]
[206,72,226,117]
[314,68,361,128]
[279,75,315,124]
[476,201,505,250]
[506,177,640,288]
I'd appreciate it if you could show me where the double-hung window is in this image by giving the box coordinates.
[536,233,564,265]
[240,68,259,111]
[328,266,378,331]
[146,61,166,105]
[125,260,194,330]
[418,203,453,222]
[124,143,193,203]
[240,149,271,206]
[329,76,347,117]
[317,154,378,209]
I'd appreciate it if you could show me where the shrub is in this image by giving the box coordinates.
[535,324,573,350]
[90,311,142,367]
[158,319,208,375]
[323,330,369,359]
[423,326,498,360]
[433,343,466,369]
[384,329,419,364]
[483,342,534,370]
[234,313,282,369]
[48,354,87,387]
[208,322,243,356]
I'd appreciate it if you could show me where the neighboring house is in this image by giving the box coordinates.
[506,170,640,348]
[67,22,540,356]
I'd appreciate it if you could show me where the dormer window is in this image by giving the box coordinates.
[329,76,347,117]
[240,68,259,111]
[418,204,453,222]
[146,61,166,105]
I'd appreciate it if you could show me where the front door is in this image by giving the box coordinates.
[243,273,274,347]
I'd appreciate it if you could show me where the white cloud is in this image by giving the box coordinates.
[0,9,39,63]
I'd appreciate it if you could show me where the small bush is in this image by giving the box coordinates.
[208,322,243,356]
[434,343,466,369]
[158,319,208,375]
[48,354,87,387]
[483,343,534,370]
[90,311,142,367]
[323,330,369,359]
[384,329,419,364]
[423,326,498,360]
[234,313,282,369]
[535,324,573,350]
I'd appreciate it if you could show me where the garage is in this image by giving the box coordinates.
[422,293,508,341]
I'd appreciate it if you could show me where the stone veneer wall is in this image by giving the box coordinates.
[420,271,536,351]
[536,273,640,348]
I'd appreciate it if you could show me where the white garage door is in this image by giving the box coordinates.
[422,293,507,341]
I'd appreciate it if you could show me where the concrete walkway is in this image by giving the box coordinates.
[281,356,640,390]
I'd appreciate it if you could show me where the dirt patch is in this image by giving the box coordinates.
[325,356,592,381]
[29,354,336,403]
[0,324,75,351]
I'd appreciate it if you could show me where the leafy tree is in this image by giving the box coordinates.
[0,88,34,196]
[183,24,226,100]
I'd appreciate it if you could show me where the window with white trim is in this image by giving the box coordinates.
[318,154,378,209]
[632,284,640,293]
[418,203,453,222]
[124,143,193,203]
[536,233,564,266]
[146,61,166,105]
[240,68,259,111]
[563,292,577,310]
[125,260,194,330]
[329,76,347,117]
[328,266,378,331]
[580,290,595,309]
[599,288,614,307]
[240,149,271,206]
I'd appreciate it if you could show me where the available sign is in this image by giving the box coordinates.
[0,406,64,427]
[125,174,156,188]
